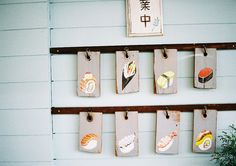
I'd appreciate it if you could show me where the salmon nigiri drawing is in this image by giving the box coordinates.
[198,67,213,83]
[157,130,177,152]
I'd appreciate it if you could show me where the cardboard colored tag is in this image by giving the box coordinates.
[193,109,217,153]
[115,111,139,156]
[194,48,217,89]
[116,51,139,94]
[154,49,177,94]
[77,51,100,97]
[156,110,180,154]
[79,112,102,153]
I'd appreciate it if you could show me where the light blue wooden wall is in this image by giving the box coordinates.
[1,0,236,166]
[0,0,52,166]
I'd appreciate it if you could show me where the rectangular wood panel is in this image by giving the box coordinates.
[116,51,139,94]
[77,51,100,97]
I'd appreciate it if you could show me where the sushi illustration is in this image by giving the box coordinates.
[196,130,213,151]
[118,133,136,154]
[81,133,98,150]
[157,130,177,152]
[198,67,213,83]
[122,61,136,90]
[80,72,96,94]
[156,71,175,89]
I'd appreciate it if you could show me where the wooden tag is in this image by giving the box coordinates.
[116,51,139,94]
[194,48,217,89]
[77,51,100,97]
[154,49,177,94]
[115,111,139,156]
[79,112,102,153]
[156,110,180,154]
[193,109,217,153]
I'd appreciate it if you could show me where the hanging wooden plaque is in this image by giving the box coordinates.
[115,111,139,157]
[77,51,100,97]
[194,48,217,89]
[79,112,102,153]
[156,110,180,154]
[154,49,177,94]
[193,109,217,153]
[116,51,139,94]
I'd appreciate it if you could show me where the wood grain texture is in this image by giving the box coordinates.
[77,51,100,97]
[194,48,217,89]
[79,112,102,153]
[193,109,217,153]
[154,49,177,94]
[116,51,139,94]
[156,111,180,154]
[115,111,139,156]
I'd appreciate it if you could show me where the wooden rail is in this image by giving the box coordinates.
[50,42,236,54]
[51,103,236,114]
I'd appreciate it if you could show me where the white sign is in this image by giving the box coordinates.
[126,0,163,36]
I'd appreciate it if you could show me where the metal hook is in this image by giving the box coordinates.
[87,108,93,122]
[85,48,91,61]
[165,107,170,119]
[124,110,129,120]
[163,48,168,59]
[203,45,208,56]
[202,106,207,118]
[124,47,129,58]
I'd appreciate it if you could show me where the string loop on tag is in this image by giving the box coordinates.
[124,47,129,58]
[203,45,208,56]
[165,107,170,119]
[85,48,91,61]
[202,106,208,118]
[124,110,129,120]
[87,108,93,122]
[163,48,168,59]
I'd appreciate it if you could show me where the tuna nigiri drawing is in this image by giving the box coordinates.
[198,67,213,83]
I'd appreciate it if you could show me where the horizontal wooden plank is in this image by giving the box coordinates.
[50,0,236,28]
[0,3,48,30]
[0,29,49,56]
[52,111,236,133]
[54,157,215,166]
[0,0,47,5]
[52,77,236,107]
[0,55,50,82]
[0,162,52,166]
[51,24,236,47]
[0,82,50,109]
[53,131,222,159]
[0,109,51,135]
[0,135,52,161]
[52,50,236,81]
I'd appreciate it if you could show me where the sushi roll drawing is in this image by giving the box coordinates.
[81,133,98,150]
[80,72,96,94]
[198,67,213,83]
[157,71,175,89]
[196,130,213,151]
[118,133,136,154]
[157,130,177,152]
[122,61,136,90]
